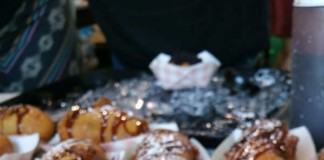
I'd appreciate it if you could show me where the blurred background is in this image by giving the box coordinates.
[0,0,293,93]
[75,0,293,71]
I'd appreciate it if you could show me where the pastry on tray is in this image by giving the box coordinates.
[58,100,148,144]
[225,120,299,160]
[41,139,106,160]
[0,135,14,155]
[133,129,198,160]
[0,104,55,141]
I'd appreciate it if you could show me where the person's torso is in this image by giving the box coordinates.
[91,0,269,69]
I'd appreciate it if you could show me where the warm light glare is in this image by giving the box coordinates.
[135,99,144,110]
[71,105,80,111]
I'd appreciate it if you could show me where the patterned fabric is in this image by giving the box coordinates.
[0,0,80,92]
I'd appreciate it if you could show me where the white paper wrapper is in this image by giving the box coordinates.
[211,126,317,160]
[42,123,210,159]
[149,122,179,131]
[44,122,180,146]
[0,134,39,160]
[100,122,210,160]
[40,134,60,152]
[41,122,191,160]
[101,135,210,160]
[149,50,221,90]
[101,122,181,160]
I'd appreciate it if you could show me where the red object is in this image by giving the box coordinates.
[270,0,293,37]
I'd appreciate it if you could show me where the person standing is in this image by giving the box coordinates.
[89,0,269,70]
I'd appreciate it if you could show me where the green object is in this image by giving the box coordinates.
[268,35,284,67]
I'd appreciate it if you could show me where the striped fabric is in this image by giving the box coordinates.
[0,0,81,92]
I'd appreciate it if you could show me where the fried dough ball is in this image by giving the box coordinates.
[256,150,284,160]
[133,130,198,160]
[41,139,106,160]
[0,135,14,155]
[0,104,55,141]
[225,120,298,160]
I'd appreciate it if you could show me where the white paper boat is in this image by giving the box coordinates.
[149,51,221,90]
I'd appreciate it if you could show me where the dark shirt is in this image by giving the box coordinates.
[89,0,269,69]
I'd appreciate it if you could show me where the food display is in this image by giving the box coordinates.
[225,120,299,160]
[0,68,307,160]
[133,129,198,160]
[41,139,106,160]
[58,102,148,144]
[0,135,14,155]
[75,69,290,140]
[0,104,55,141]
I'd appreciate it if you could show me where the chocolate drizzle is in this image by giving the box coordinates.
[65,106,87,138]
[0,108,5,132]
[100,110,110,142]
[16,105,29,134]
[100,107,148,142]
[0,105,30,134]
[225,120,289,160]
[111,111,127,136]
